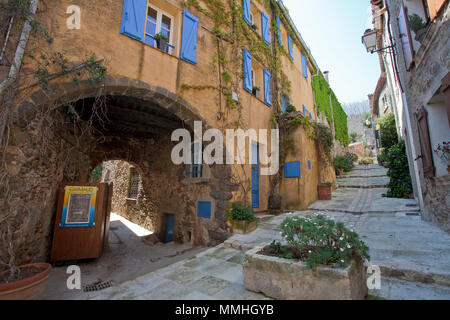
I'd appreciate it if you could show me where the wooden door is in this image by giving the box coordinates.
[251,142,260,208]
[164,214,175,243]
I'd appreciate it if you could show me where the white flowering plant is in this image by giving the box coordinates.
[275,215,370,268]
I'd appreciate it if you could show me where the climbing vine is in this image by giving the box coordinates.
[312,72,349,146]
[0,0,108,277]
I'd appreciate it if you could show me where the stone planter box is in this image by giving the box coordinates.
[243,245,367,300]
[231,219,257,234]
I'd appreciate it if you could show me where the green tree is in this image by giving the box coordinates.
[349,131,358,143]
[378,113,398,149]
[386,140,413,198]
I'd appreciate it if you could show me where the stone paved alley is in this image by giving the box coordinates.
[43,165,450,300]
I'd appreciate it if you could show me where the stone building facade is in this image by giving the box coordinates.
[369,0,449,232]
[0,0,346,266]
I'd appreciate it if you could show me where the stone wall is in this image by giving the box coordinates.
[423,175,450,232]
[348,142,372,159]
[102,161,156,232]
[404,1,450,232]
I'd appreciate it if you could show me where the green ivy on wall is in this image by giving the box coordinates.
[312,73,349,147]
[312,74,332,125]
[331,91,349,146]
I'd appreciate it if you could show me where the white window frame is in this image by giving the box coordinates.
[145,3,174,54]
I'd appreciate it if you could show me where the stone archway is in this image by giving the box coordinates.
[4,76,235,265]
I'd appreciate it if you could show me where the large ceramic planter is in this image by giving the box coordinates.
[317,185,332,200]
[243,245,367,300]
[0,263,52,300]
[231,219,257,235]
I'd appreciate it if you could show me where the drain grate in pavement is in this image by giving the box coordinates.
[405,212,420,216]
[83,280,114,292]
[406,204,418,207]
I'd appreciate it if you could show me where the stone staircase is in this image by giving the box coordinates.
[224,164,450,299]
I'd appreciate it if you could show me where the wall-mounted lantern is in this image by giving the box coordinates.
[361,29,394,54]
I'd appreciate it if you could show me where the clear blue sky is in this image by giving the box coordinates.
[283,0,380,104]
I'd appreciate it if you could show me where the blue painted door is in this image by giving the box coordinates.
[251,143,259,208]
[164,214,174,243]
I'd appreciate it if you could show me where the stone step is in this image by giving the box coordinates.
[369,277,450,300]
[376,264,450,288]
[256,214,276,223]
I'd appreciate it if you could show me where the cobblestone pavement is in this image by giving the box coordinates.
[88,165,450,300]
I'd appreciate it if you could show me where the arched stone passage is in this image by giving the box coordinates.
[4,76,236,265]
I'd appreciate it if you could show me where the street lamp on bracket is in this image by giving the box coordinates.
[361,29,395,54]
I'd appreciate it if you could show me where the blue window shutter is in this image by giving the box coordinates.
[288,35,293,61]
[180,10,199,65]
[120,0,147,41]
[284,162,300,178]
[308,160,311,170]
[243,49,252,92]
[276,16,282,44]
[197,201,211,218]
[243,0,251,24]
[281,96,286,114]
[264,69,272,106]
[303,105,307,116]
[261,12,270,45]
[309,112,313,121]
[301,54,308,78]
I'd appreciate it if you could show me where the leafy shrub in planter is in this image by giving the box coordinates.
[266,215,370,268]
[230,203,255,222]
[345,152,358,164]
[333,154,355,174]
[358,157,374,165]
[385,140,413,198]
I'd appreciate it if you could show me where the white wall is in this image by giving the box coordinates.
[426,97,450,177]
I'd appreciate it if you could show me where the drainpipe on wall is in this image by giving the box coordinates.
[0,0,39,149]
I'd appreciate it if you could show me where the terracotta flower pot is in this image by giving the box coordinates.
[0,263,51,300]
[318,185,332,200]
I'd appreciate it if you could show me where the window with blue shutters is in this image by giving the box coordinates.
[284,161,300,178]
[303,105,307,116]
[180,10,199,65]
[276,16,282,44]
[288,34,293,61]
[261,12,270,45]
[243,49,252,93]
[301,54,308,78]
[120,0,147,41]
[197,201,211,219]
[243,0,251,25]
[308,160,311,170]
[263,69,271,106]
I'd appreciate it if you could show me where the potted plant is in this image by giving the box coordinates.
[0,216,51,300]
[285,104,296,113]
[154,32,169,51]
[252,86,260,97]
[243,215,370,300]
[228,203,257,234]
[434,141,450,173]
[317,182,332,200]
